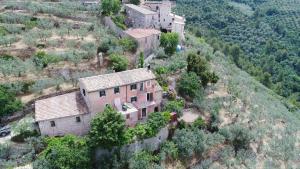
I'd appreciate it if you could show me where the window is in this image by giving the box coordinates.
[154,107,159,112]
[76,116,81,123]
[130,84,137,90]
[126,114,130,119]
[99,90,106,97]
[82,89,86,96]
[142,108,147,117]
[131,96,137,102]
[50,121,55,127]
[169,22,172,26]
[140,82,144,91]
[114,87,120,94]
[147,93,153,101]
[156,6,159,10]
[157,35,159,40]
[147,80,151,86]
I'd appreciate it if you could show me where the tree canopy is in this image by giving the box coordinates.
[177,72,201,99]
[33,135,91,169]
[0,86,22,118]
[109,54,129,72]
[101,0,121,16]
[88,105,126,149]
[160,32,179,56]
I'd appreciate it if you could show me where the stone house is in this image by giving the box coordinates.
[124,1,185,40]
[35,68,163,136]
[124,28,161,56]
[125,4,159,29]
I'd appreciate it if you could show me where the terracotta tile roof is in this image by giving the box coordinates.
[35,92,89,121]
[124,28,161,39]
[125,4,157,15]
[79,68,156,92]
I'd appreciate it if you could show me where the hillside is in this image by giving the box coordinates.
[174,0,300,107]
[151,33,300,168]
[0,1,299,169]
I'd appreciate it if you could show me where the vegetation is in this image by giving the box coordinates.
[175,0,300,107]
[160,32,179,56]
[177,72,201,99]
[129,151,159,169]
[187,52,219,87]
[138,52,144,68]
[33,135,91,169]
[101,0,121,16]
[163,99,185,117]
[88,105,126,149]
[0,86,22,118]
[129,0,141,6]
[109,54,129,72]
[118,37,138,53]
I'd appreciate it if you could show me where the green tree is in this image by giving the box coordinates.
[229,45,242,65]
[109,54,129,72]
[129,0,141,5]
[101,0,121,16]
[160,32,179,56]
[163,100,185,117]
[118,37,138,53]
[88,105,126,149]
[219,125,253,156]
[138,52,144,68]
[177,72,201,99]
[0,86,22,118]
[159,141,178,161]
[129,151,159,169]
[33,135,91,169]
[187,52,209,75]
[173,128,206,159]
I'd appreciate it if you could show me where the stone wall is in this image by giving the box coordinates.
[95,127,169,160]
[102,16,125,38]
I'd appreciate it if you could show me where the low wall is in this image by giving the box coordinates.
[95,127,169,160]
[102,16,125,38]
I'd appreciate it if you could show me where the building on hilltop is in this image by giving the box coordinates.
[124,28,161,56]
[124,0,185,40]
[35,68,163,136]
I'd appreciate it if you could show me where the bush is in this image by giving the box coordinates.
[109,54,129,72]
[177,72,201,99]
[0,86,22,118]
[101,0,121,16]
[159,141,178,161]
[192,117,206,129]
[219,124,253,155]
[33,135,92,169]
[163,100,184,117]
[173,128,206,159]
[124,112,169,143]
[118,37,138,53]
[33,51,61,68]
[129,151,160,169]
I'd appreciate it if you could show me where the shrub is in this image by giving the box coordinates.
[163,100,184,117]
[159,141,178,161]
[109,54,129,72]
[129,151,160,169]
[173,128,206,159]
[138,52,144,68]
[33,51,61,68]
[98,39,116,54]
[101,0,121,16]
[33,135,92,169]
[219,124,253,155]
[118,37,138,53]
[192,117,206,129]
[0,86,22,118]
[177,72,201,99]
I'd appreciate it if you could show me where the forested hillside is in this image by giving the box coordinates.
[174,0,300,108]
